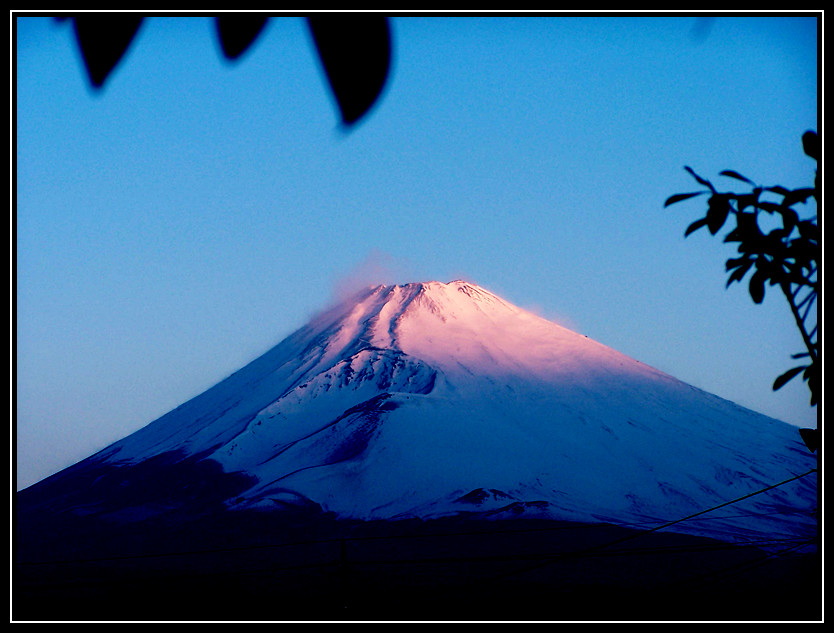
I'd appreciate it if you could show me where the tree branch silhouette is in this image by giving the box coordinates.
[666,131,819,450]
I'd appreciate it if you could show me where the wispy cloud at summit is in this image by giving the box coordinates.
[330,249,419,302]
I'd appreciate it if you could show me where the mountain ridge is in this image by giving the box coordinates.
[19,280,815,547]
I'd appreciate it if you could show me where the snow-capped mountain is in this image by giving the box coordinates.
[20,280,817,545]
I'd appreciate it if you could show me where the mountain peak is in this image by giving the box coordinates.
[33,278,815,548]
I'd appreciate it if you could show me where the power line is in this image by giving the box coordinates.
[479,467,818,583]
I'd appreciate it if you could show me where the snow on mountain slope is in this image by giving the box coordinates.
[78,281,817,544]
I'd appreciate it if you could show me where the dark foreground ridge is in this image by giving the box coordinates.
[14,502,820,622]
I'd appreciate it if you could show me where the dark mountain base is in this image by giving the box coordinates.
[14,506,820,622]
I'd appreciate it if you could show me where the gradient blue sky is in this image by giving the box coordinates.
[15,14,819,489]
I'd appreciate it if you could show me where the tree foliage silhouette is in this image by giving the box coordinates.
[665,131,819,449]
[57,15,391,127]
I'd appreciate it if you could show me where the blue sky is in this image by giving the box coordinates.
[15,14,819,489]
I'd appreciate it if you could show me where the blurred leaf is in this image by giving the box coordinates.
[684,166,715,192]
[773,365,807,391]
[782,187,816,207]
[70,15,144,88]
[706,195,731,234]
[725,263,751,287]
[725,256,745,271]
[719,170,754,184]
[748,268,767,304]
[307,16,392,126]
[802,130,818,161]
[664,191,706,207]
[215,16,269,60]
[725,255,754,287]
[684,217,709,237]
[798,428,818,453]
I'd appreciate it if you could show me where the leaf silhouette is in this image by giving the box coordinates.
[772,365,806,391]
[664,191,706,207]
[307,16,392,126]
[215,16,269,60]
[684,217,709,237]
[802,130,818,161]
[719,170,754,184]
[705,195,731,235]
[70,15,144,88]
[798,428,818,453]
[683,166,715,192]
[748,268,767,304]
